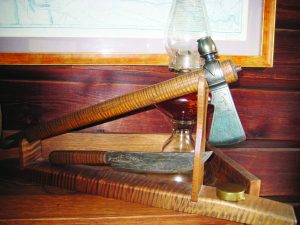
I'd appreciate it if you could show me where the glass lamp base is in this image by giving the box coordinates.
[162,119,195,152]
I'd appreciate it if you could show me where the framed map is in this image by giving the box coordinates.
[0,0,276,67]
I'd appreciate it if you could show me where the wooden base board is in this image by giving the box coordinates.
[0,178,242,225]
[21,160,296,225]
[2,132,297,224]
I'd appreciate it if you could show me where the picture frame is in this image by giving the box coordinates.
[0,0,276,67]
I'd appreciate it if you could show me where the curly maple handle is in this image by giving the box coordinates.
[24,70,204,143]
[49,151,107,165]
[2,59,238,148]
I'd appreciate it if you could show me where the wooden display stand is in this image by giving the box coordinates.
[0,74,296,224]
[12,133,296,225]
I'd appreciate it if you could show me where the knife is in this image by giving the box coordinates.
[49,150,213,174]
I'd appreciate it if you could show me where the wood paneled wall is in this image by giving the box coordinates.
[0,0,299,197]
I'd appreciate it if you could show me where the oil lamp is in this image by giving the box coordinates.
[165,0,210,72]
[156,0,211,152]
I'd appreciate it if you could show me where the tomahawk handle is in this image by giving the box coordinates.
[1,60,238,149]
[49,151,107,165]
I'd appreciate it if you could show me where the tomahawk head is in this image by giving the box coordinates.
[198,37,246,146]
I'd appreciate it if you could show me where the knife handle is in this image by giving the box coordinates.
[49,151,107,165]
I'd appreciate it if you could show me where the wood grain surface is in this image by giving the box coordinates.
[1,61,239,146]
[1,27,300,139]
[19,139,41,169]
[0,196,243,225]
[0,2,299,139]
[13,71,205,143]
[0,0,299,218]
[0,175,243,225]
[225,148,300,196]
[0,1,299,224]
[40,135,300,197]
[17,133,260,197]
[191,77,208,201]
[19,160,295,225]
[206,145,261,197]
[276,0,300,29]
[0,76,299,140]
[1,131,298,197]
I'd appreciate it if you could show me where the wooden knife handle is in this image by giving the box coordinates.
[49,151,107,165]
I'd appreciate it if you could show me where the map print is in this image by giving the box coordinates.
[0,0,248,40]
[205,0,248,40]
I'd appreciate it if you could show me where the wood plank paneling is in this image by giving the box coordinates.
[238,29,300,90]
[0,80,299,140]
[224,148,300,196]
[232,89,300,141]
[0,65,173,85]
[276,0,300,30]
[0,28,299,89]
[0,81,171,133]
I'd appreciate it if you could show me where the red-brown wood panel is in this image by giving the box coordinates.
[224,149,300,196]
[0,81,171,133]
[232,89,300,141]
[276,0,300,30]
[238,29,300,90]
[0,65,173,85]
[0,79,299,141]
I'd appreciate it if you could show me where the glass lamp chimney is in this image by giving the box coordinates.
[166,0,211,73]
